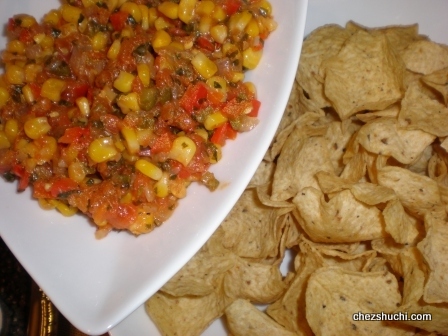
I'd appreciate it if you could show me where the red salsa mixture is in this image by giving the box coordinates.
[0,0,276,237]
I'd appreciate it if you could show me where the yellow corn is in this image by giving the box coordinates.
[137,63,151,87]
[60,4,83,24]
[213,5,227,22]
[81,0,96,7]
[169,136,197,166]
[178,0,197,23]
[17,14,37,28]
[199,16,213,34]
[206,76,227,94]
[22,84,36,104]
[121,26,134,38]
[113,71,135,93]
[243,47,263,70]
[43,10,60,25]
[135,159,163,180]
[88,137,118,163]
[154,172,169,197]
[152,30,172,48]
[41,78,66,102]
[204,112,227,130]
[38,198,55,210]
[4,119,19,143]
[196,1,215,16]
[48,200,78,216]
[230,72,244,83]
[154,17,171,30]
[34,135,57,164]
[228,10,252,33]
[191,52,217,79]
[169,41,185,51]
[5,65,25,85]
[158,2,179,20]
[76,97,90,117]
[0,131,10,149]
[0,87,10,109]
[210,24,228,44]
[68,161,86,183]
[117,92,140,113]
[244,81,257,96]
[148,7,158,27]
[25,64,43,83]
[139,5,149,30]
[106,0,119,11]
[120,2,142,23]
[120,192,133,204]
[129,213,155,234]
[7,40,26,54]
[259,0,273,16]
[24,117,51,140]
[121,126,140,154]
[245,18,260,38]
[107,39,121,60]
[194,127,209,140]
[92,32,109,51]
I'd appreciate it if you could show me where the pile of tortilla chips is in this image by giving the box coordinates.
[145,21,448,335]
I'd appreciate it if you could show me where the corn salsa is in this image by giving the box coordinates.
[0,0,276,238]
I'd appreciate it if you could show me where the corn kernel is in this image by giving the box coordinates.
[154,172,169,197]
[7,40,26,54]
[25,64,43,83]
[24,117,51,140]
[38,198,55,210]
[76,97,90,117]
[129,213,155,234]
[152,30,172,48]
[139,5,149,30]
[81,0,96,7]
[168,136,197,166]
[196,1,215,16]
[44,10,61,25]
[88,137,118,163]
[121,126,140,154]
[34,135,57,164]
[120,192,133,204]
[121,26,134,38]
[148,7,158,27]
[154,17,171,30]
[243,47,263,70]
[204,112,227,130]
[135,159,163,180]
[210,24,228,44]
[17,14,37,28]
[206,76,227,94]
[68,161,86,183]
[194,127,209,140]
[106,0,119,11]
[107,39,121,60]
[117,92,140,113]
[245,18,260,38]
[120,2,142,23]
[229,10,253,35]
[92,32,108,51]
[113,71,135,93]
[244,81,257,96]
[158,2,179,20]
[48,200,78,216]
[41,78,66,102]
[0,87,10,109]
[199,16,213,34]
[178,0,197,23]
[5,119,19,143]
[137,63,151,87]
[0,131,11,149]
[60,4,83,24]
[21,84,35,104]
[5,65,25,85]
[191,52,217,79]
[259,0,273,16]
[213,5,227,22]
[231,72,244,83]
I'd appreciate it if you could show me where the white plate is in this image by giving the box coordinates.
[110,0,448,335]
[0,0,307,334]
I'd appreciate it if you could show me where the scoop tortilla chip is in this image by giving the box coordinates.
[293,187,384,243]
[306,267,406,336]
[225,299,297,336]
[399,81,448,137]
[323,30,404,119]
[402,40,448,75]
[357,117,435,164]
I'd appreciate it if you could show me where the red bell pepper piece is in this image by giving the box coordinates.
[210,122,237,146]
[179,83,208,114]
[109,11,128,31]
[196,36,216,52]
[12,164,30,191]
[58,127,90,144]
[223,0,242,16]
[151,131,173,154]
[49,177,79,198]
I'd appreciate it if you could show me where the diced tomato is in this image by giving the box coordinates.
[61,82,89,104]
[12,165,30,191]
[221,99,253,118]
[58,127,91,144]
[7,18,17,32]
[210,122,236,146]
[19,29,34,44]
[247,99,261,117]
[109,11,128,31]
[150,131,173,154]
[105,203,138,230]
[223,0,242,16]
[131,76,144,94]
[49,177,79,198]
[196,36,215,52]
[33,180,52,199]
[179,83,208,114]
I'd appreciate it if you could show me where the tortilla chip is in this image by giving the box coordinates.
[357,117,435,164]
[417,213,448,304]
[297,24,351,108]
[306,267,406,335]
[402,40,448,75]
[293,187,384,243]
[225,299,297,336]
[145,288,231,336]
[271,134,334,201]
[356,104,400,123]
[221,188,286,259]
[422,67,448,105]
[323,30,404,119]
[377,166,442,218]
[399,81,448,137]
[247,160,276,189]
